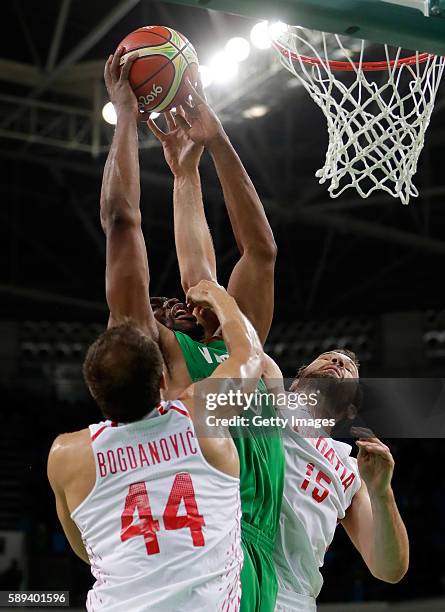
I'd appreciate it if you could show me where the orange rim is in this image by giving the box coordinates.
[273,39,432,72]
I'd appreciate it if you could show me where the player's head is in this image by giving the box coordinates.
[83,321,164,423]
[291,350,361,420]
[150,296,204,340]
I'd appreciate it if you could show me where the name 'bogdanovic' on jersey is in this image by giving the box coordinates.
[71,400,243,612]
[274,409,361,612]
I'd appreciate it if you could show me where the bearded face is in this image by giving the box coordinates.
[291,351,360,420]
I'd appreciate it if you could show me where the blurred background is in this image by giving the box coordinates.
[0,0,445,609]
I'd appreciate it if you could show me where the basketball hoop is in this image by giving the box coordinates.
[272,26,445,204]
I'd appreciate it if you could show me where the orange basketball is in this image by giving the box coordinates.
[117,25,199,114]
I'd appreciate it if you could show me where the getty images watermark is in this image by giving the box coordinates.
[193,377,445,439]
[203,388,336,431]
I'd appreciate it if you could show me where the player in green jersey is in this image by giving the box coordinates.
[103,49,283,610]
[147,81,284,611]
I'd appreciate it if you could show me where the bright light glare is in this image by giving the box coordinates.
[250,20,287,50]
[150,112,160,119]
[102,101,117,125]
[250,21,271,50]
[224,37,251,62]
[268,21,287,42]
[199,65,213,89]
[243,105,269,119]
[208,52,239,83]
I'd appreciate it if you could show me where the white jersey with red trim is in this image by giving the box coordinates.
[274,411,361,611]
[71,400,242,612]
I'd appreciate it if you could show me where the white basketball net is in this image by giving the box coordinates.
[273,26,445,204]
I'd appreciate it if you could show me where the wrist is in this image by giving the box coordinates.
[173,167,201,181]
[206,130,229,153]
[115,106,137,121]
[210,290,235,316]
[369,487,394,505]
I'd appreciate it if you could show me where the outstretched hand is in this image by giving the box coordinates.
[104,47,141,120]
[147,109,203,176]
[352,427,395,498]
[174,78,225,147]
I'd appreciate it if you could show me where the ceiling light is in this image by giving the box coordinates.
[102,101,117,125]
[250,21,271,50]
[225,37,251,62]
[198,64,213,89]
[242,104,269,119]
[208,52,239,83]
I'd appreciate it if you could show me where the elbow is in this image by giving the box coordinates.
[100,198,141,233]
[372,562,409,584]
[180,266,217,295]
[246,345,264,379]
[378,572,406,585]
[244,236,277,264]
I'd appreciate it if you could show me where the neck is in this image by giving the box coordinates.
[295,379,348,433]
[202,323,222,344]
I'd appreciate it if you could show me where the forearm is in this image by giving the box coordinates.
[369,489,409,583]
[101,111,140,227]
[208,133,276,257]
[173,170,217,292]
[210,292,260,360]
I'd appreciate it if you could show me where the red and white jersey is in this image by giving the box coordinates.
[71,400,242,612]
[274,410,361,611]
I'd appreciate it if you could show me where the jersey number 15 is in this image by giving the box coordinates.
[301,462,332,503]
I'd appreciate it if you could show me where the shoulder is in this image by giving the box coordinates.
[156,322,184,360]
[49,428,90,455]
[48,429,90,489]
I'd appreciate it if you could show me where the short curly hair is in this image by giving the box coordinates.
[83,322,163,423]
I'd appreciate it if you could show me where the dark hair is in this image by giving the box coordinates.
[83,322,163,423]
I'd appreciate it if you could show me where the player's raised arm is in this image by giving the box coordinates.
[147,111,217,293]
[180,280,263,476]
[187,280,262,381]
[101,48,157,338]
[182,80,277,344]
[341,430,409,583]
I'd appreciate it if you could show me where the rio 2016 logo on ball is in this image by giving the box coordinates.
[117,25,199,114]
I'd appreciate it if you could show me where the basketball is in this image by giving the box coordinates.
[117,25,199,114]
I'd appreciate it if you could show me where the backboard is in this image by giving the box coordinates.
[164,0,445,55]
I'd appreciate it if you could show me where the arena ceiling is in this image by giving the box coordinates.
[2,0,445,324]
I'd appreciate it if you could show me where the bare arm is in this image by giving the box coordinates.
[208,133,277,344]
[47,436,90,565]
[102,49,157,337]
[180,82,277,343]
[148,112,217,293]
[341,433,409,583]
[180,280,263,477]
[185,280,262,381]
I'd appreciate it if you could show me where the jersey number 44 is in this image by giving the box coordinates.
[120,471,205,554]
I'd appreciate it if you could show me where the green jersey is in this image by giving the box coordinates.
[174,331,284,611]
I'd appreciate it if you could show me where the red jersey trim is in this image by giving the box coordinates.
[170,404,190,418]
[91,425,107,442]
[157,404,190,418]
